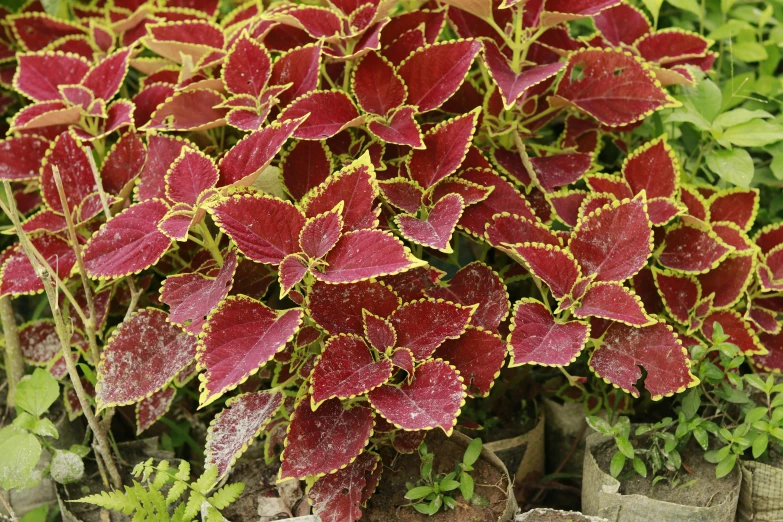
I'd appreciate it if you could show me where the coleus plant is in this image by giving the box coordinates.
[0,0,773,520]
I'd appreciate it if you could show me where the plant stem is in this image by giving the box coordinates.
[0,297,23,409]
[198,222,223,264]
[0,490,18,521]
[0,182,123,489]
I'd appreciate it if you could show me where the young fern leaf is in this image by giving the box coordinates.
[210,482,246,510]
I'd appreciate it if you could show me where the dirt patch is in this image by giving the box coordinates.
[593,438,737,507]
[363,431,510,522]
[221,459,282,521]
[520,509,598,521]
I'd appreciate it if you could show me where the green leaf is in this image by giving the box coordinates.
[460,472,474,500]
[15,368,59,418]
[722,120,783,147]
[745,407,769,425]
[752,433,769,458]
[681,79,723,123]
[694,427,709,450]
[50,450,85,485]
[666,0,701,16]
[716,454,737,478]
[11,412,36,431]
[78,488,139,514]
[443,495,456,510]
[31,417,58,439]
[732,42,768,63]
[405,486,435,500]
[681,390,700,419]
[609,451,626,478]
[209,482,245,509]
[413,502,438,515]
[463,438,482,467]
[0,426,42,490]
[641,0,664,26]
[770,155,783,180]
[615,436,635,459]
[714,109,773,128]
[439,479,460,492]
[20,505,48,522]
[194,465,218,493]
[705,148,754,188]
[632,457,647,478]
[586,416,613,436]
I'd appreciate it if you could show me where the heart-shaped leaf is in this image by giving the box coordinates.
[396,194,464,252]
[425,262,509,331]
[708,188,759,231]
[198,296,303,406]
[569,193,653,282]
[205,390,282,477]
[593,4,651,46]
[96,309,197,409]
[390,299,475,360]
[165,147,219,206]
[369,359,466,433]
[299,207,343,259]
[307,279,400,335]
[573,282,654,326]
[270,43,322,107]
[160,251,237,335]
[434,327,506,397]
[658,223,731,273]
[363,312,397,352]
[651,267,700,325]
[311,335,393,405]
[508,298,589,367]
[280,398,374,480]
[223,34,271,98]
[80,47,131,101]
[14,52,90,101]
[622,136,678,199]
[353,51,406,116]
[589,321,697,399]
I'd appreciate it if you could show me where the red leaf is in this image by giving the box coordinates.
[83,200,172,279]
[548,190,587,227]
[508,298,589,366]
[593,4,651,46]
[434,327,505,396]
[712,222,753,252]
[528,152,592,193]
[589,321,696,399]
[198,296,303,406]
[0,135,49,181]
[277,6,341,39]
[9,101,80,132]
[651,268,700,324]
[165,147,218,206]
[223,35,271,97]
[390,348,415,376]
[311,335,393,404]
[363,312,397,352]
[397,39,482,112]
[484,40,565,108]
[702,311,765,355]
[754,331,783,372]
[279,90,362,140]
[143,20,224,63]
[132,83,175,128]
[280,398,374,479]
[485,214,561,250]
[635,29,711,64]
[367,106,424,148]
[569,194,652,282]
[307,279,400,335]
[573,282,654,326]
[353,51,406,116]
[708,189,758,231]
[542,0,622,25]
[299,207,343,259]
[697,253,754,309]
[208,194,305,264]
[622,136,678,199]
[381,28,425,66]
[136,386,176,435]
[14,52,90,101]
[41,131,98,214]
[585,174,633,200]
[379,177,424,213]
[270,43,322,107]
[101,132,145,196]
[369,359,465,432]
[217,118,303,187]
[81,48,131,101]
[205,391,282,476]
[390,299,475,360]
[314,230,422,283]
[553,49,677,126]
[508,243,580,300]
[755,223,783,255]
[301,158,378,231]
[142,89,228,132]
[19,320,61,365]
[10,13,85,52]
[425,262,509,331]
[160,251,237,335]
[96,309,196,408]
[137,135,190,201]
[458,168,538,237]
[19,210,66,234]
[407,109,479,190]
[658,223,731,273]
[747,304,779,335]
[647,197,683,226]
[278,254,308,296]
[431,178,492,207]
[396,193,464,252]
[281,140,332,201]
[379,266,445,303]
[308,452,380,522]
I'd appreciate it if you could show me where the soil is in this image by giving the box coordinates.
[221,459,283,521]
[363,431,510,522]
[462,386,538,444]
[593,438,737,507]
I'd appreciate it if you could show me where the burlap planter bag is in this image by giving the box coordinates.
[485,408,545,487]
[581,433,741,522]
[516,508,609,521]
[737,459,783,522]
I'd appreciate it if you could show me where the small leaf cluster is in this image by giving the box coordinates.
[77,460,244,522]
[404,438,485,516]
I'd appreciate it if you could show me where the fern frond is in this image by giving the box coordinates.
[182,490,205,521]
[77,489,139,515]
[194,465,218,494]
[209,483,245,510]
[176,460,191,482]
[166,480,188,505]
